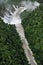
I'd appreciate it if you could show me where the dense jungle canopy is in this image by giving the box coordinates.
[0,0,43,65]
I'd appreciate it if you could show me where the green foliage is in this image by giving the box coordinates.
[0,0,43,65]
[22,3,43,65]
[0,19,29,65]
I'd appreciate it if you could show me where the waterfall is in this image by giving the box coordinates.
[0,0,40,65]
[15,23,37,65]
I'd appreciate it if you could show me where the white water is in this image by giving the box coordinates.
[0,0,40,65]
[15,23,37,65]
[21,0,40,12]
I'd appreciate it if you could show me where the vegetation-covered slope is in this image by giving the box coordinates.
[0,0,43,65]
[0,19,29,65]
[22,3,43,65]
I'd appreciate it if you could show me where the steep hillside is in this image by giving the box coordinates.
[0,0,43,65]
[22,3,43,65]
[0,19,29,65]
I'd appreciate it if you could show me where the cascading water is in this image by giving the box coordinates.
[0,0,40,65]
[15,24,37,65]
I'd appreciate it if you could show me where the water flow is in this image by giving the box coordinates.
[15,23,37,65]
[0,0,40,65]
